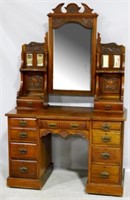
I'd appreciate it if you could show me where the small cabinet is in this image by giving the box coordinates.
[16,36,48,110]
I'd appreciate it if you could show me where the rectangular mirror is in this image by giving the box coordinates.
[113,55,120,68]
[53,23,91,91]
[37,54,44,67]
[26,54,33,66]
[102,55,109,68]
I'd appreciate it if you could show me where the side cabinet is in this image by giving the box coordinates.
[86,120,124,196]
[7,117,52,189]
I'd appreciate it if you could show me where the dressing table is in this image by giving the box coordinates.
[6,3,126,196]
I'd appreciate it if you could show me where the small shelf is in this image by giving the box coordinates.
[96,70,124,74]
[20,67,47,72]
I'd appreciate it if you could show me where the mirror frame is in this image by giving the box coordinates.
[48,3,98,96]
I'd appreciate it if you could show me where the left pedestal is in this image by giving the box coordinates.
[7,115,52,189]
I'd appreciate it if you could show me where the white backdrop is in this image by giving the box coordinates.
[1,0,130,178]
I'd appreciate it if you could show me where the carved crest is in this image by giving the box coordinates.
[48,3,98,28]
[51,3,95,14]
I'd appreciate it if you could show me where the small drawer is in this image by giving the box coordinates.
[10,160,38,178]
[10,129,37,142]
[17,99,43,109]
[94,101,123,111]
[10,118,37,128]
[10,143,37,160]
[39,120,89,130]
[91,146,121,164]
[91,164,120,184]
[92,130,121,145]
[92,121,121,131]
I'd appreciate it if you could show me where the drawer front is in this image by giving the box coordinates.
[91,164,120,184]
[92,121,121,131]
[10,129,37,142]
[39,120,89,130]
[91,146,121,164]
[92,130,121,145]
[10,143,37,160]
[10,118,37,128]
[10,160,37,178]
[17,99,43,109]
[94,101,123,111]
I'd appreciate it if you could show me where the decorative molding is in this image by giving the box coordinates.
[23,42,44,53]
[40,129,88,139]
[27,75,43,89]
[101,43,124,54]
[102,76,120,93]
[52,17,93,28]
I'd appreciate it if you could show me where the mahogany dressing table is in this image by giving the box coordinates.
[6,3,126,196]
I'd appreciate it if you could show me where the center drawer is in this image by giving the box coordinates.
[10,143,37,160]
[39,120,89,130]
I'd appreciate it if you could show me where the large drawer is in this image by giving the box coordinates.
[39,120,89,130]
[10,160,38,178]
[10,129,37,142]
[10,143,37,160]
[92,130,121,145]
[92,121,121,131]
[90,164,120,184]
[91,146,121,164]
[10,118,37,128]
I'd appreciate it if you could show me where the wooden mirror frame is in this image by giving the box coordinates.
[48,3,98,96]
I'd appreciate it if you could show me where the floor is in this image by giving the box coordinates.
[1,168,130,200]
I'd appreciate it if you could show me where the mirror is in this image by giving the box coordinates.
[53,23,92,91]
[48,3,98,95]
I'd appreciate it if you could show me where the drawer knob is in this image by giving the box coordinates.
[48,123,56,128]
[19,132,28,138]
[101,123,111,131]
[105,105,112,110]
[19,120,27,127]
[27,101,33,107]
[100,172,109,179]
[19,148,27,154]
[102,135,111,142]
[70,123,79,129]
[19,167,28,173]
[101,152,110,159]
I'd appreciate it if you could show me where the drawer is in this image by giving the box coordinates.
[10,160,38,178]
[10,143,37,160]
[17,99,43,109]
[10,118,37,128]
[91,146,121,164]
[94,101,123,111]
[92,121,121,131]
[39,120,89,130]
[90,164,120,184]
[92,130,121,145]
[10,129,37,142]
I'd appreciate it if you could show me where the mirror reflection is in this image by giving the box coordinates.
[53,23,92,91]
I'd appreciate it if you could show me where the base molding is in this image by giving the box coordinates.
[86,182,123,196]
[7,163,53,190]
